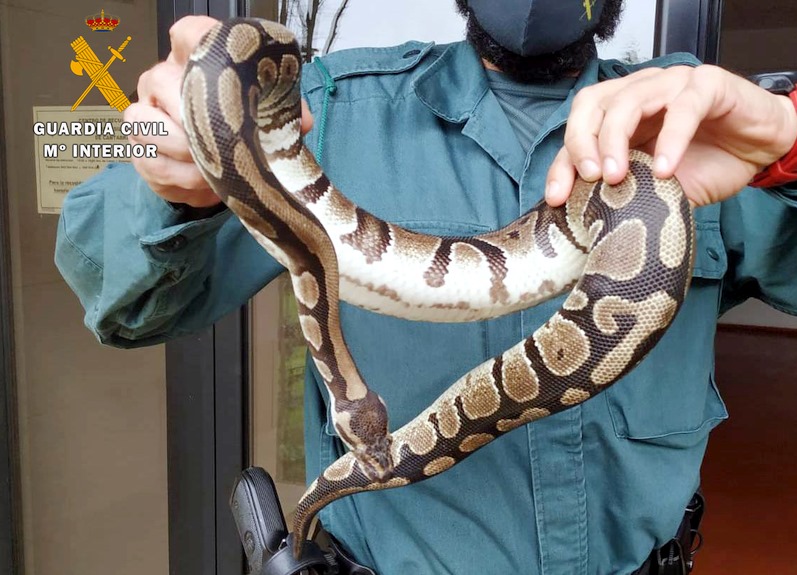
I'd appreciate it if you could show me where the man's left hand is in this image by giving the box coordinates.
[545,65,797,207]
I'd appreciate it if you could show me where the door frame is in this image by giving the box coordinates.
[654,0,723,63]
[0,20,23,575]
[0,4,250,572]
[159,2,253,575]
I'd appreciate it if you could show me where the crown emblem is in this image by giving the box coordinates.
[85,9,120,32]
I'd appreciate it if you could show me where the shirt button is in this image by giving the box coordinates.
[155,234,187,252]
[706,247,720,261]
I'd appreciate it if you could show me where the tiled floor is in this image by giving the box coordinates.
[697,327,797,574]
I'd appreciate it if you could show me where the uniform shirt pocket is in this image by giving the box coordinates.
[604,220,730,448]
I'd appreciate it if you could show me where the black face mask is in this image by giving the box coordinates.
[466,0,608,56]
[455,0,625,84]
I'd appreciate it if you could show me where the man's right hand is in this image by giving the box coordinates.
[124,16,314,209]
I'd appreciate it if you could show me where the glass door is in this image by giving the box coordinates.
[717,0,797,72]
[698,2,797,573]
[710,0,797,330]
[0,1,264,574]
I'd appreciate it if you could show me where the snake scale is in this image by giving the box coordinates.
[180,19,696,558]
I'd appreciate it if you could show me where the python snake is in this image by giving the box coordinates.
[181,19,696,558]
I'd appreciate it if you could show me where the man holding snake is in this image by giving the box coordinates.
[55,1,797,573]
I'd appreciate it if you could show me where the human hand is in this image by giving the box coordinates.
[124,16,219,207]
[544,65,797,208]
[125,16,314,208]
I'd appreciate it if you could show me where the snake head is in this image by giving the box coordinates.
[354,433,395,481]
[334,391,394,480]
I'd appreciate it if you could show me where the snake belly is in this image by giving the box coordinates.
[180,19,696,559]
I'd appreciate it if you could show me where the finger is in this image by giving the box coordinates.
[564,68,661,181]
[135,66,157,104]
[653,66,723,178]
[598,66,692,184]
[627,110,667,152]
[596,101,640,184]
[137,61,185,125]
[301,99,314,135]
[156,186,221,208]
[131,153,209,193]
[169,16,219,65]
[563,88,605,181]
[545,147,577,207]
[124,103,194,162]
[596,72,689,184]
[136,62,172,107]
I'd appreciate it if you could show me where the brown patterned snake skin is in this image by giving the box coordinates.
[181,19,696,558]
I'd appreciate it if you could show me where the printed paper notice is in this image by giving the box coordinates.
[32,106,165,214]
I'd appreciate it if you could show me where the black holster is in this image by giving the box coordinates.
[229,467,376,575]
[633,490,705,575]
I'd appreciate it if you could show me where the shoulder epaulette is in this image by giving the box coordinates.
[301,41,435,94]
[599,52,702,80]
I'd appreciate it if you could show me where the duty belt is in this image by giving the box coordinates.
[230,466,704,575]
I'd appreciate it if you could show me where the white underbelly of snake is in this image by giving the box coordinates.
[181,19,696,558]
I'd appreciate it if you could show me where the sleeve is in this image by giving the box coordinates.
[55,162,285,348]
[55,63,330,349]
[761,182,797,208]
[719,184,797,316]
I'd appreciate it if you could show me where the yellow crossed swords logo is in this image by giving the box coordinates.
[69,35,132,112]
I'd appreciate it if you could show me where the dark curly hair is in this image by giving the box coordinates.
[454,0,625,83]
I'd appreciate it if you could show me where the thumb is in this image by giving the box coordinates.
[168,16,219,65]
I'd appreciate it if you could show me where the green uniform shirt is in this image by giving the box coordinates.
[55,40,797,574]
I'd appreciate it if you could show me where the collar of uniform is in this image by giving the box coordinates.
[412,41,489,123]
[412,43,604,126]
[413,42,526,181]
[530,57,602,145]
[412,44,604,183]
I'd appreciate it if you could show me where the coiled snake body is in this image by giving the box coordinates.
[181,19,696,558]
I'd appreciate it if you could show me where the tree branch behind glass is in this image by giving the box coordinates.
[277,0,352,61]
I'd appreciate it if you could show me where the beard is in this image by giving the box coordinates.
[454,0,625,84]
